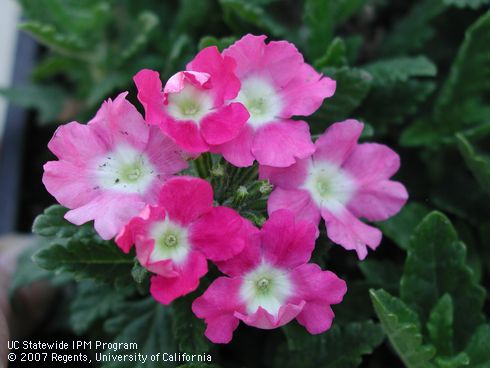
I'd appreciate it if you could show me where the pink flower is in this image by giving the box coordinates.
[192,210,347,343]
[43,92,187,240]
[260,120,409,260]
[134,46,249,153]
[116,176,247,305]
[210,34,336,167]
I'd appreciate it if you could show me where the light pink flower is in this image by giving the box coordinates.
[210,34,336,167]
[192,210,346,343]
[43,92,188,240]
[116,176,247,305]
[134,46,249,153]
[260,120,409,260]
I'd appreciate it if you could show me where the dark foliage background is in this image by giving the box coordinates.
[3,0,490,367]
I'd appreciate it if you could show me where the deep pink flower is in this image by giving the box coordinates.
[43,92,187,240]
[210,34,336,167]
[192,210,346,343]
[134,46,249,153]
[116,176,247,305]
[260,120,409,260]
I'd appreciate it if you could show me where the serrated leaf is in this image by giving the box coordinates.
[314,37,348,69]
[0,84,66,124]
[456,134,490,194]
[280,320,384,368]
[119,11,159,62]
[171,295,210,353]
[20,21,88,56]
[364,56,437,87]
[198,36,237,51]
[427,294,454,357]
[464,324,490,367]
[370,289,436,368]
[377,202,430,249]
[434,353,470,368]
[32,205,97,240]
[311,67,371,131]
[102,297,175,368]
[382,0,446,56]
[434,11,490,125]
[400,212,486,348]
[33,239,134,285]
[70,281,129,335]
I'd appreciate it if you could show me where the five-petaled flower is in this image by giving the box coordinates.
[134,46,249,154]
[192,210,347,343]
[43,92,188,240]
[211,34,336,168]
[116,176,247,304]
[260,119,409,259]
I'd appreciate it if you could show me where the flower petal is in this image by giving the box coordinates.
[211,124,255,167]
[321,207,382,260]
[234,302,305,330]
[313,119,363,166]
[259,157,310,189]
[342,143,401,185]
[252,120,315,167]
[157,176,214,226]
[192,277,245,343]
[150,250,208,305]
[261,210,318,269]
[348,180,408,222]
[190,206,246,261]
[134,69,165,126]
[267,188,321,226]
[292,264,347,334]
[200,102,249,145]
[280,64,336,118]
[160,117,209,153]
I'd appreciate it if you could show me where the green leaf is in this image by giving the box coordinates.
[280,320,384,368]
[33,238,134,285]
[102,297,175,368]
[370,289,436,368]
[311,67,371,131]
[443,0,490,9]
[400,212,486,347]
[314,37,348,69]
[19,21,88,57]
[119,11,159,62]
[433,11,490,127]
[377,202,430,249]
[456,134,490,194]
[0,84,66,124]
[198,36,237,51]
[434,353,470,368]
[364,56,437,87]
[70,281,129,335]
[382,0,446,56]
[464,324,490,367]
[304,0,366,59]
[171,295,210,353]
[427,294,454,357]
[32,205,97,240]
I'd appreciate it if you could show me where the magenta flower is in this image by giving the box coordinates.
[43,92,187,240]
[210,34,336,167]
[260,120,409,260]
[192,210,347,343]
[134,46,249,153]
[116,176,247,305]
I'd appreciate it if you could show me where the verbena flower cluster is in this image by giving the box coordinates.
[42,34,408,343]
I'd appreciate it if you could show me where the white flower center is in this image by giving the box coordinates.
[95,144,157,194]
[240,262,292,316]
[234,76,283,129]
[166,84,213,122]
[149,217,190,264]
[302,161,357,214]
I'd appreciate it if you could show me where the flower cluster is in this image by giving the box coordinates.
[43,34,408,343]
